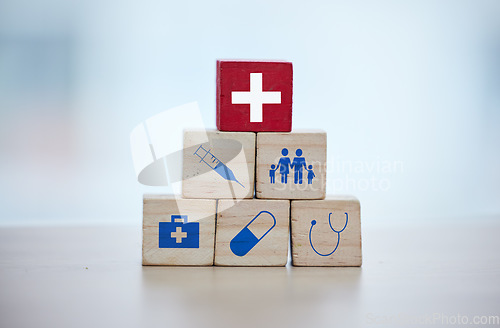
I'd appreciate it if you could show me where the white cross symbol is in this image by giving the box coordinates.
[171,226,187,243]
[231,73,281,123]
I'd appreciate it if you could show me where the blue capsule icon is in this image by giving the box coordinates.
[230,211,276,257]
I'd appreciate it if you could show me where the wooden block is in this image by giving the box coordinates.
[142,195,216,266]
[216,60,293,132]
[256,130,326,199]
[291,196,362,266]
[215,199,290,266]
[182,129,255,199]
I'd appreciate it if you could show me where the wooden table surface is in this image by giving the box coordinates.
[1,220,499,328]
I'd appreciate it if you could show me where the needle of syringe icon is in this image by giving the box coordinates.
[193,145,245,188]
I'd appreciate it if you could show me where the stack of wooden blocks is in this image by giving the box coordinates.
[143,60,362,267]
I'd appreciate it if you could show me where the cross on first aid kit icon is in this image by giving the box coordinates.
[216,60,293,132]
[159,215,200,248]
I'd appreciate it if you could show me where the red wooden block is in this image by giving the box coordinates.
[216,60,293,132]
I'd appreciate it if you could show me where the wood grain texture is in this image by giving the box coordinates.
[182,129,255,199]
[256,130,326,199]
[215,199,290,266]
[143,195,216,266]
[291,196,362,266]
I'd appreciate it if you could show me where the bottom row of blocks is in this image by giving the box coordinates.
[143,195,362,267]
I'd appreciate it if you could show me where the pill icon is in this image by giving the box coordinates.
[230,211,276,257]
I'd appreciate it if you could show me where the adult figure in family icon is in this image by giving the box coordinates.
[276,148,291,184]
[291,149,306,184]
[269,148,315,185]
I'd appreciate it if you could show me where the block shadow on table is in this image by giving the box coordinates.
[140,265,363,327]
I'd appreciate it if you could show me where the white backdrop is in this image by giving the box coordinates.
[0,0,499,225]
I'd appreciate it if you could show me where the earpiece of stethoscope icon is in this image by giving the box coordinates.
[309,212,348,257]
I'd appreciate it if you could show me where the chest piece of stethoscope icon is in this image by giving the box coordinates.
[309,212,348,257]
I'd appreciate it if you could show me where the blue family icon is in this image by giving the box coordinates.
[230,211,276,257]
[309,212,348,256]
[270,148,315,185]
[159,215,199,248]
[194,145,245,188]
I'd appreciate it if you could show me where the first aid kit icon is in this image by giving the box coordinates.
[159,215,200,248]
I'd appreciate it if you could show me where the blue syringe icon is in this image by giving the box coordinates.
[193,145,245,188]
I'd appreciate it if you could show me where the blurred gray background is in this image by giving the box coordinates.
[0,0,499,225]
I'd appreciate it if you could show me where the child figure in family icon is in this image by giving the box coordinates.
[270,148,315,185]
[306,165,315,184]
[269,164,278,183]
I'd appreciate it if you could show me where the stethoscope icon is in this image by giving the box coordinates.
[309,212,348,257]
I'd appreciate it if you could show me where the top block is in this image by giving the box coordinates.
[216,60,293,132]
